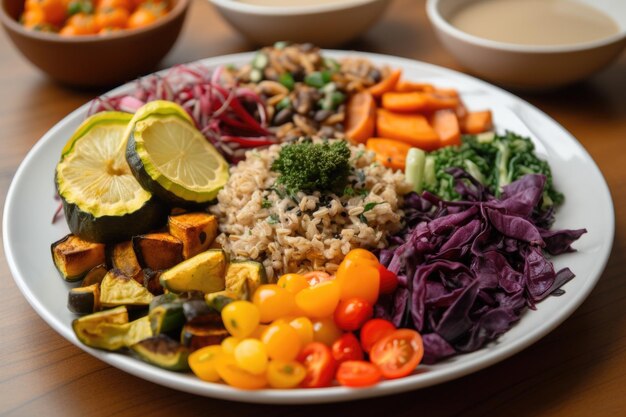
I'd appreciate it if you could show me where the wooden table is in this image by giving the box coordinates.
[1,0,625,415]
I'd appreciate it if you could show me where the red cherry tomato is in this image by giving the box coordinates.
[369,329,423,379]
[333,298,373,331]
[302,270,333,286]
[296,342,336,388]
[378,264,399,294]
[331,333,364,363]
[359,319,396,353]
[336,360,382,388]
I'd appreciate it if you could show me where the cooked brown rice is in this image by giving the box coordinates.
[211,139,412,281]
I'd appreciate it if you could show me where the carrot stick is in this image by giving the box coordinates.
[366,138,412,171]
[344,91,376,143]
[460,110,493,134]
[381,92,460,113]
[395,80,435,93]
[369,69,402,97]
[376,109,440,151]
[382,92,428,112]
[431,110,461,147]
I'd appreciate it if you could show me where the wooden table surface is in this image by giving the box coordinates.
[1,0,625,415]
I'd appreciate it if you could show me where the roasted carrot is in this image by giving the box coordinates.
[344,91,376,143]
[431,110,461,147]
[460,110,493,134]
[433,88,459,97]
[376,109,440,151]
[366,138,412,171]
[425,93,460,111]
[395,80,435,93]
[369,69,402,97]
[382,92,460,113]
[381,92,428,112]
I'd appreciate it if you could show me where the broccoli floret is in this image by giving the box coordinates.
[271,139,352,195]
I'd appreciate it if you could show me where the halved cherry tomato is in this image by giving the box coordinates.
[336,360,382,387]
[359,319,396,353]
[333,298,373,331]
[369,329,423,379]
[261,321,301,361]
[378,264,399,294]
[216,355,268,389]
[188,345,223,382]
[267,360,307,389]
[331,333,364,363]
[301,270,333,286]
[297,342,335,388]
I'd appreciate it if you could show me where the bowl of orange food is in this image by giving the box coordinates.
[0,0,190,87]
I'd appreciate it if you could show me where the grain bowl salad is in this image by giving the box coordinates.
[49,42,586,391]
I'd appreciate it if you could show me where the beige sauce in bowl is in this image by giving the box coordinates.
[238,0,353,6]
[450,0,620,46]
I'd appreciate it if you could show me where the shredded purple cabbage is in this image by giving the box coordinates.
[376,169,586,363]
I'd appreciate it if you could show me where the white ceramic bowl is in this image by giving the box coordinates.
[209,0,391,47]
[426,0,626,89]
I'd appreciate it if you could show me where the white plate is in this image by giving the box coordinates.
[3,51,614,404]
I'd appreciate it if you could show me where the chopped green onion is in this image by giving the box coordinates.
[276,97,291,111]
[252,52,269,70]
[250,68,263,83]
[305,71,332,88]
[274,41,289,50]
[279,73,295,91]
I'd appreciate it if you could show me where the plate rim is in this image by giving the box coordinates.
[2,50,615,404]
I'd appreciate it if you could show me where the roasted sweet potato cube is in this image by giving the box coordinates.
[51,234,105,282]
[107,241,143,284]
[168,212,218,259]
[132,233,183,270]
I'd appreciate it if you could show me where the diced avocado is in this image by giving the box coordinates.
[130,335,190,371]
[159,249,226,294]
[100,269,154,308]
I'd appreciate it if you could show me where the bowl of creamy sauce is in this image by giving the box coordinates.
[210,0,391,47]
[426,0,626,88]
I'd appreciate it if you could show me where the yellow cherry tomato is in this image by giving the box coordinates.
[221,336,241,355]
[267,360,307,389]
[289,317,314,345]
[250,323,269,339]
[312,317,343,346]
[277,273,309,294]
[295,280,341,318]
[234,339,268,375]
[252,284,296,323]
[221,301,260,338]
[188,345,223,382]
[216,355,268,389]
[344,248,379,266]
[261,321,302,361]
[336,259,380,304]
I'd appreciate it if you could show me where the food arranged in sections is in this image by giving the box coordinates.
[50,43,585,389]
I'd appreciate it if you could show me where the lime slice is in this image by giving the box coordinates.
[126,101,229,205]
[56,111,167,243]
